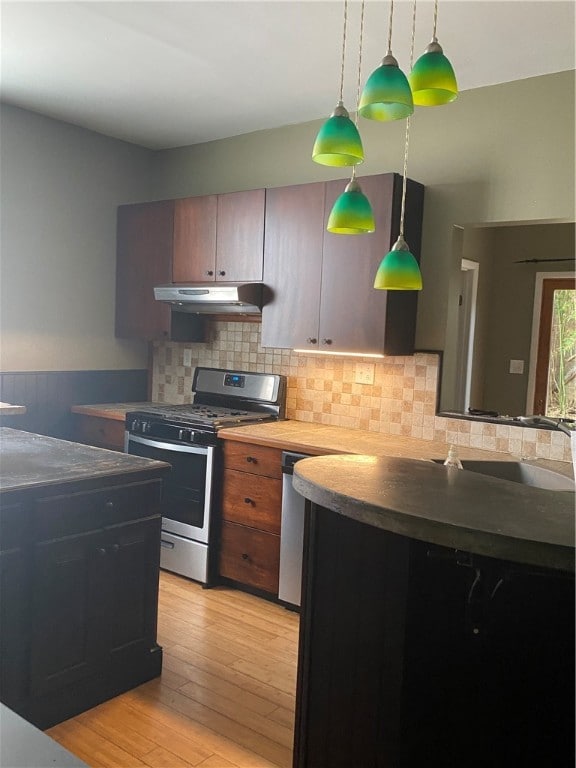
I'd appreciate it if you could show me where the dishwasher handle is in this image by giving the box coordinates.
[282,451,311,475]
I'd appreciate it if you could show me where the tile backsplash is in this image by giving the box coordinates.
[152,321,572,464]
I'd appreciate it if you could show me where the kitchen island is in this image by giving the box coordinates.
[293,455,575,768]
[0,428,170,729]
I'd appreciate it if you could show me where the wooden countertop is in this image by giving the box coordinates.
[293,454,575,572]
[71,403,162,421]
[0,401,26,415]
[0,428,170,493]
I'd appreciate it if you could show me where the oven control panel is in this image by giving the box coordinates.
[224,373,245,388]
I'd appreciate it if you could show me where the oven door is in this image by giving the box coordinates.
[126,434,214,544]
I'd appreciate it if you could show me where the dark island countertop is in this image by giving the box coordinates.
[0,427,169,493]
[294,454,575,572]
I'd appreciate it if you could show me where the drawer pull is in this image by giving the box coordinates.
[246,456,257,464]
[241,553,249,560]
[105,501,114,510]
[97,547,107,557]
[307,337,317,344]
[111,544,120,554]
[161,540,175,550]
[244,497,254,506]
[206,270,214,276]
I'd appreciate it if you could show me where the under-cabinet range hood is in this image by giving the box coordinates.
[154,283,264,314]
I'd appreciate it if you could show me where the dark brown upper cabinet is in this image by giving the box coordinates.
[261,173,425,356]
[173,189,265,283]
[115,200,205,342]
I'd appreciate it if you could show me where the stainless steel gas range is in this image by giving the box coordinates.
[125,367,286,584]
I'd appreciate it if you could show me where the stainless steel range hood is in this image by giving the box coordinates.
[154,283,264,314]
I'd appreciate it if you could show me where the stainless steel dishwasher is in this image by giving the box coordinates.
[279,451,310,608]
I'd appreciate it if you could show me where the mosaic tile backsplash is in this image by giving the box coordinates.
[152,322,572,464]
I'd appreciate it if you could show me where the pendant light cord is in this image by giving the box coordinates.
[354,0,366,126]
[399,0,417,238]
[432,0,438,41]
[338,0,349,103]
[387,0,394,55]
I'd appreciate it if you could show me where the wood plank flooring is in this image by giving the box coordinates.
[47,571,300,768]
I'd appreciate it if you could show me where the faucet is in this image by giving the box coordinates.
[516,416,575,436]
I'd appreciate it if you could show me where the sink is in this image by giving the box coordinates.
[433,460,575,491]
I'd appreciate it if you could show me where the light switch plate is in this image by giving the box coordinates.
[509,359,525,374]
[355,362,375,385]
[183,349,192,367]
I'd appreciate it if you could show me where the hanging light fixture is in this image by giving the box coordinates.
[312,0,364,167]
[374,0,422,290]
[409,0,458,106]
[358,0,413,122]
[327,0,374,235]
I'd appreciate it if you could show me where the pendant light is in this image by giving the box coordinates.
[312,0,364,166]
[358,0,413,122]
[409,0,458,106]
[327,0,374,235]
[374,0,422,291]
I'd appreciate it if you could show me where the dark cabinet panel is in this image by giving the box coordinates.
[115,201,173,340]
[261,182,324,349]
[173,195,218,282]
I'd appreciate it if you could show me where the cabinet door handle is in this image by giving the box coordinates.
[161,540,175,549]
[97,547,107,557]
[307,337,318,344]
[111,543,120,554]
[105,501,114,510]
[206,270,214,276]
[322,338,333,345]
[218,270,226,276]
[244,497,254,506]
[241,553,249,561]
[246,456,257,464]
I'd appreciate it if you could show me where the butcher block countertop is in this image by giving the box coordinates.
[218,419,574,476]
[71,403,162,421]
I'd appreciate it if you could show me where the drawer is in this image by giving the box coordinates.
[219,521,280,594]
[73,414,126,451]
[222,441,282,479]
[33,480,162,540]
[221,469,281,534]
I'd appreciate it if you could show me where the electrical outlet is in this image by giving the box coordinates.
[355,362,375,385]
[183,349,192,367]
[509,359,524,375]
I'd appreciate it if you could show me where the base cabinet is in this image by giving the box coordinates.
[218,441,282,596]
[0,477,165,730]
[295,505,575,768]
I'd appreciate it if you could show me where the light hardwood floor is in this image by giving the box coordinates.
[47,571,300,768]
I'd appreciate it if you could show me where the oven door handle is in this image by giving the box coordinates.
[127,434,210,456]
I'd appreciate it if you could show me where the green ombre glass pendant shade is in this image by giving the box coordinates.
[358,53,414,122]
[327,178,375,234]
[312,103,364,167]
[374,236,422,290]
[409,40,458,106]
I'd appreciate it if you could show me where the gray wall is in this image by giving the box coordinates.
[0,104,155,372]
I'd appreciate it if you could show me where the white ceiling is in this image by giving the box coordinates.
[1,1,574,150]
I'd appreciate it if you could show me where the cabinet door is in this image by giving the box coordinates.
[173,195,218,282]
[320,173,423,355]
[221,469,282,534]
[115,200,174,340]
[219,521,280,594]
[216,189,265,281]
[102,516,161,662]
[319,174,396,355]
[29,531,103,696]
[0,548,29,712]
[261,182,325,349]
